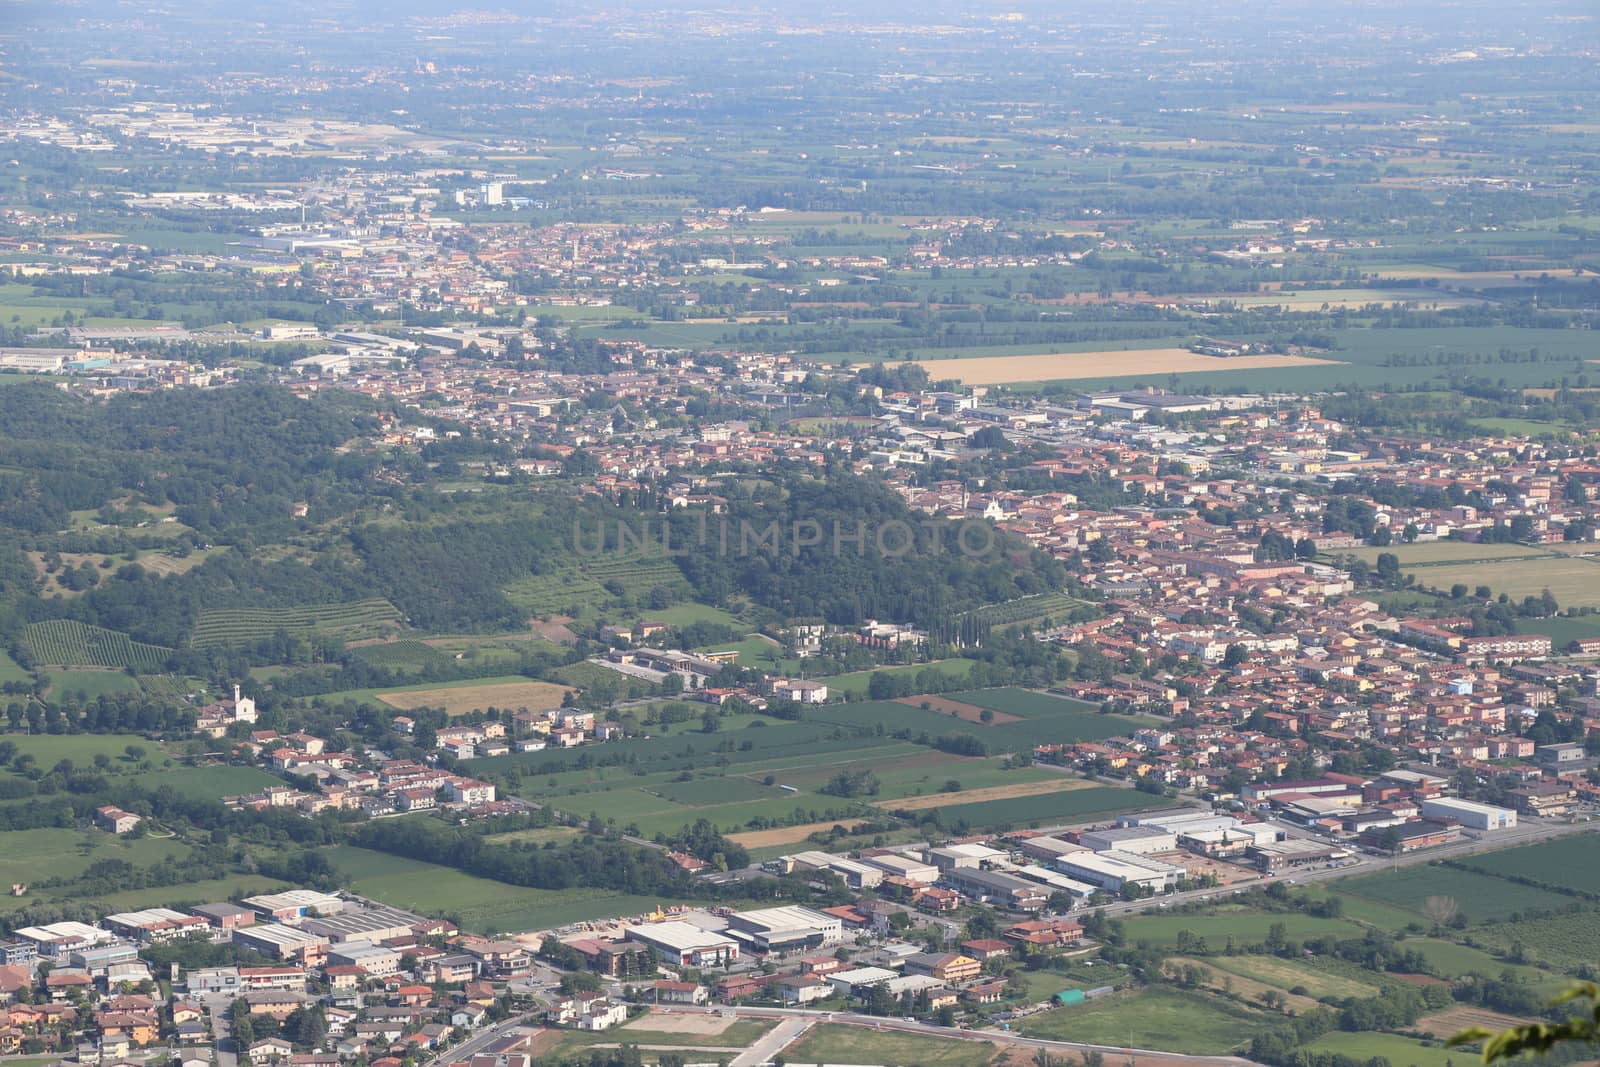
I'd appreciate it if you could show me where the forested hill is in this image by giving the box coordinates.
[0,381,383,540]
[0,382,1066,655]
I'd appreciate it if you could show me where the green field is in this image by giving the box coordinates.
[42,668,142,700]
[0,828,189,889]
[1206,954,1383,1001]
[823,659,979,699]
[1469,908,1600,975]
[1398,938,1565,992]
[545,1017,776,1055]
[1337,542,1550,566]
[1121,910,1366,949]
[1305,1031,1462,1067]
[1450,832,1600,898]
[190,599,401,648]
[80,875,294,913]
[925,786,1159,829]
[1403,556,1600,607]
[325,845,662,935]
[809,692,1154,752]
[0,732,152,765]
[132,763,285,800]
[0,650,31,685]
[1019,986,1263,1054]
[23,619,171,670]
[781,1024,995,1067]
[1339,863,1579,922]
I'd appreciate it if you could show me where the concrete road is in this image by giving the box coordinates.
[731,1015,812,1067]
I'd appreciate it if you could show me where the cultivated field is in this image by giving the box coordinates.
[727,819,868,849]
[1019,986,1262,1055]
[1416,1008,1528,1040]
[875,776,1094,812]
[895,694,1020,724]
[1337,542,1551,566]
[376,679,572,716]
[325,845,661,935]
[23,619,170,670]
[1407,556,1600,607]
[897,348,1335,385]
[190,599,401,647]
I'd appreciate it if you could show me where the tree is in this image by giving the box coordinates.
[1423,895,1460,931]
[1451,982,1599,1062]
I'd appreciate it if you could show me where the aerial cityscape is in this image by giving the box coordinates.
[0,1,1597,1066]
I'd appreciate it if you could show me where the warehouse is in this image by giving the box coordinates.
[1015,835,1088,863]
[859,853,939,884]
[1013,865,1099,899]
[784,850,883,889]
[623,922,738,967]
[301,905,422,945]
[241,890,344,922]
[940,866,1048,910]
[1115,807,1214,830]
[232,923,328,965]
[326,942,401,976]
[826,966,897,996]
[923,843,1010,870]
[1077,826,1177,855]
[1056,850,1184,893]
[1247,838,1350,871]
[724,906,843,953]
[1420,797,1517,830]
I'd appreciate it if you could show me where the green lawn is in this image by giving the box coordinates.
[0,651,31,685]
[0,828,189,887]
[1121,910,1366,950]
[1306,1031,1461,1067]
[781,1024,995,1067]
[1,732,154,766]
[42,668,142,700]
[80,875,294,913]
[131,764,285,800]
[1019,986,1263,1054]
[324,845,662,935]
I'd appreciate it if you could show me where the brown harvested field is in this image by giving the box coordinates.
[1416,1008,1529,1039]
[896,349,1336,385]
[895,694,1020,724]
[875,777,1094,812]
[377,680,572,717]
[621,1012,740,1037]
[728,819,867,849]
[27,549,212,595]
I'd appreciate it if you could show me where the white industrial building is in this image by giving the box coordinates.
[623,922,739,967]
[859,853,940,884]
[724,906,843,953]
[1116,807,1215,829]
[1013,865,1100,898]
[1077,826,1178,854]
[784,850,883,889]
[1056,850,1186,893]
[826,966,898,995]
[923,842,1010,870]
[1420,797,1517,831]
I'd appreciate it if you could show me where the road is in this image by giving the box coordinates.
[199,992,237,1067]
[650,1004,1259,1066]
[731,1015,812,1067]
[421,1015,535,1067]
